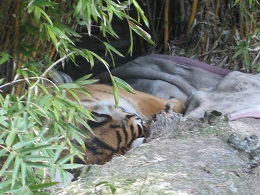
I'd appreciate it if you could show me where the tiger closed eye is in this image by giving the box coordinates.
[87,112,112,127]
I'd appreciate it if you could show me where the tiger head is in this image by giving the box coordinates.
[75,103,146,165]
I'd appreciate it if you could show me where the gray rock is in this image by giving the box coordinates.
[53,112,260,195]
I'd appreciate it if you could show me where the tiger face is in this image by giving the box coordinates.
[74,104,145,165]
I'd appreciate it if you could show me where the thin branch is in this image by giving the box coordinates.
[215,0,220,17]
[251,50,260,69]
[0,77,57,90]
[186,0,198,34]
[164,0,170,53]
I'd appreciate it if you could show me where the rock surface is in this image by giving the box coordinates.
[54,110,260,195]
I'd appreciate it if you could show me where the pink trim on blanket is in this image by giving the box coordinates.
[229,112,260,121]
[150,54,231,77]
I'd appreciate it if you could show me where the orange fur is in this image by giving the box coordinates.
[73,84,184,118]
[63,84,184,164]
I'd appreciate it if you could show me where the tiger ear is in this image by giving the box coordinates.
[87,112,112,128]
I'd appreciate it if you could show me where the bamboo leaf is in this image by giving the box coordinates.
[5,130,17,148]
[11,156,21,188]
[68,123,89,138]
[0,151,16,177]
[0,180,12,192]
[38,7,53,26]
[96,181,117,194]
[233,48,243,58]
[53,144,67,163]
[23,155,52,162]
[26,162,51,169]
[31,0,57,7]
[12,137,38,150]
[68,105,76,122]
[0,117,9,128]
[52,104,60,121]
[55,21,79,37]
[111,79,119,107]
[19,144,52,154]
[66,89,80,103]
[113,76,135,94]
[3,95,10,110]
[58,83,79,89]
[132,0,149,27]
[0,148,8,157]
[103,42,124,57]
[28,110,42,125]
[129,21,155,45]
[33,6,42,24]
[56,152,78,165]
[44,24,58,47]
[74,75,98,86]
[88,51,110,69]
[0,52,11,65]
[66,125,87,150]
[40,133,63,144]
[29,182,59,191]
[60,163,84,170]
[75,115,93,134]
[21,161,27,186]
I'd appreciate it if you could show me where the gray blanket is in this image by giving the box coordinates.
[97,54,260,120]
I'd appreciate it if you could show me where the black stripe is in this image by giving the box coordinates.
[125,114,135,119]
[110,124,121,129]
[137,125,144,137]
[119,106,127,112]
[87,120,107,128]
[86,144,104,155]
[122,122,128,145]
[127,125,137,148]
[125,125,136,148]
[90,137,116,153]
[130,124,135,139]
[94,89,114,95]
[127,134,137,148]
[116,130,122,148]
[88,113,112,128]
[126,125,144,149]
[81,97,101,102]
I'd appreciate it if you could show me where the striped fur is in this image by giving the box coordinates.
[61,84,184,165]
[76,106,145,164]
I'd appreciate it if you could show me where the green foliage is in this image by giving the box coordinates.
[95,181,117,194]
[1,0,152,78]
[0,52,11,65]
[110,76,135,107]
[232,0,260,72]
[0,75,96,193]
[0,0,152,193]
[233,38,251,70]
[233,29,260,72]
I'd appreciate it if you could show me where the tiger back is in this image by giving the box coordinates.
[76,84,184,119]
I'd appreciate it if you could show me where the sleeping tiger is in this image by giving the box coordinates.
[49,71,184,164]
[64,84,184,164]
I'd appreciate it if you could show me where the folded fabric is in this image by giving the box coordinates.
[97,54,260,120]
